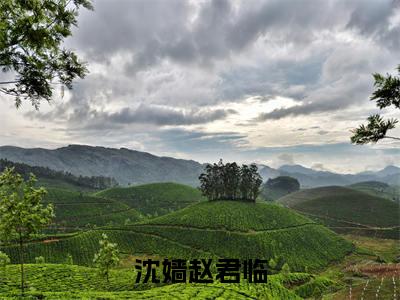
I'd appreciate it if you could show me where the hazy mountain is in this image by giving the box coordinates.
[0,145,398,188]
[278,164,319,175]
[374,165,400,177]
[264,164,399,188]
[258,165,281,180]
[0,145,203,186]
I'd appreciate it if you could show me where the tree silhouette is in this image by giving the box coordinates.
[199,160,262,202]
[0,0,93,108]
[351,65,400,144]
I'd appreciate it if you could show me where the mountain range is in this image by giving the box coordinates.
[0,144,398,187]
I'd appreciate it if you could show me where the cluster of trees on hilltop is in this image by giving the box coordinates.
[0,159,118,190]
[199,160,262,202]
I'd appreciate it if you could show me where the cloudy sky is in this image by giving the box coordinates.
[1,0,399,173]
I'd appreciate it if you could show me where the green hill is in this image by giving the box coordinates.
[278,186,400,239]
[261,176,300,201]
[0,264,316,299]
[2,201,352,272]
[95,182,205,217]
[44,188,143,231]
[348,181,400,203]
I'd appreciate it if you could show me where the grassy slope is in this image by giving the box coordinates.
[261,186,292,201]
[37,178,96,193]
[44,188,142,230]
[0,264,343,299]
[95,182,205,217]
[278,186,400,239]
[1,201,353,271]
[140,200,312,231]
[348,181,400,202]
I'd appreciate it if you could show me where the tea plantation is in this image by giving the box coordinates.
[0,264,343,299]
[43,188,143,231]
[1,201,353,272]
[278,186,400,238]
[95,182,205,217]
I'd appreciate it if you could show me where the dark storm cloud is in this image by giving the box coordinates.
[70,0,399,69]
[152,128,248,154]
[256,68,375,120]
[105,105,236,126]
[346,0,400,50]
[32,102,235,128]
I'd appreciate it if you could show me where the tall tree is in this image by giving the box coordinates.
[93,233,120,283]
[0,168,54,295]
[0,0,93,109]
[239,164,252,201]
[351,65,400,144]
[249,164,262,202]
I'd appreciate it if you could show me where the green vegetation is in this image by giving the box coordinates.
[1,201,353,271]
[0,263,346,299]
[0,168,54,295]
[96,182,205,217]
[44,188,142,231]
[199,160,262,202]
[351,64,400,144]
[279,186,400,239]
[0,159,118,191]
[349,181,400,202]
[93,234,120,283]
[142,201,311,231]
[131,201,353,271]
[0,0,92,108]
[261,176,300,201]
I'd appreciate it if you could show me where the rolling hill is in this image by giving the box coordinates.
[1,264,321,299]
[2,201,353,272]
[44,188,143,231]
[95,182,205,217]
[1,145,399,187]
[348,181,399,202]
[278,186,400,239]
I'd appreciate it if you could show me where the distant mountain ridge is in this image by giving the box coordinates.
[0,144,398,187]
[0,145,203,186]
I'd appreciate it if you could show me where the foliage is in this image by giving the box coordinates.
[281,263,291,275]
[66,254,73,265]
[0,251,9,281]
[199,160,262,202]
[93,234,120,282]
[0,0,92,108]
[0,251,10,269]
[35,256,45,264]
[0,264,304,299]
[351,114,398,144]
[96,182,204,217]
[0,167,54,294]
[261,176,300,201]
[0,159,118,190]
[351,65,400,144]
[1,201,353,270]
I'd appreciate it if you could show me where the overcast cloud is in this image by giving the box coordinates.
[1,0,399,173]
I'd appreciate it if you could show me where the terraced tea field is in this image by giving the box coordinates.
[44,188,143,231]
[278,186,400,239]
[95,182,205,217]
[1,201,353,271]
